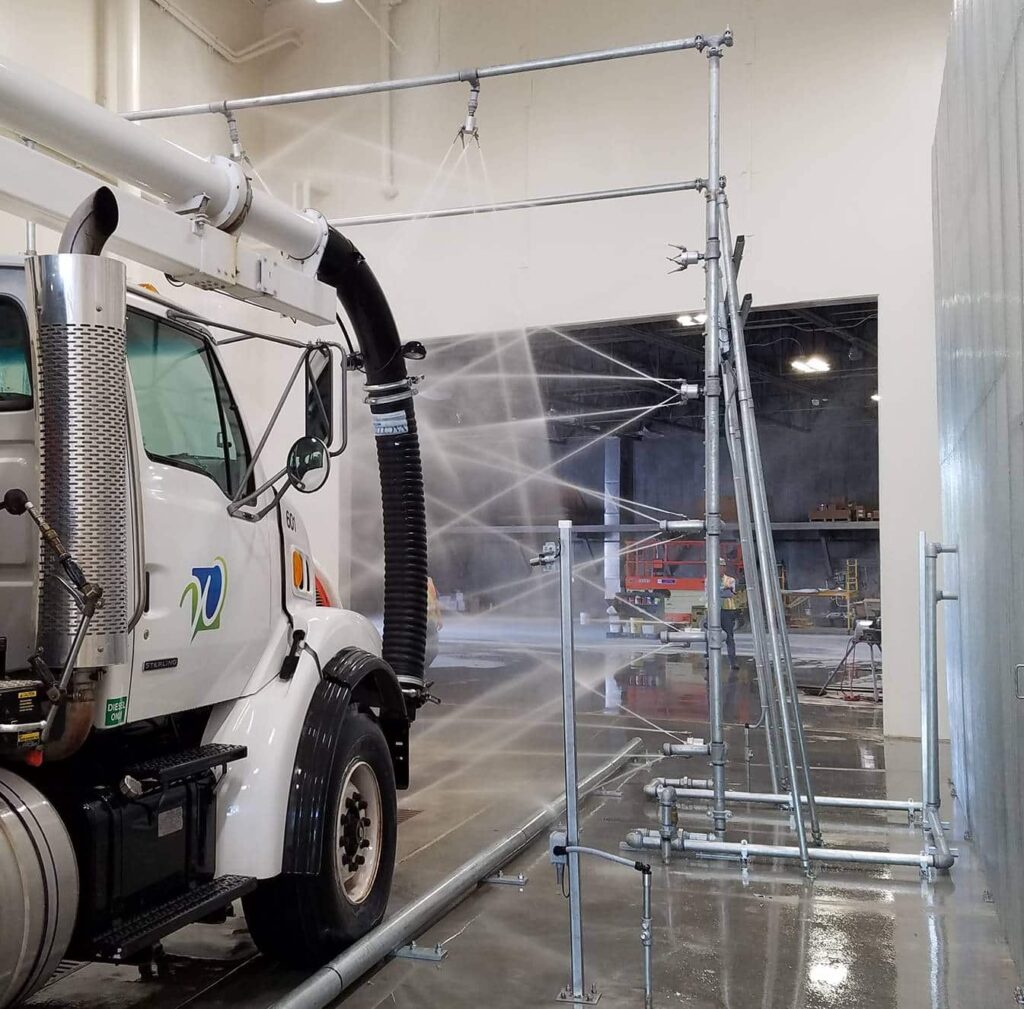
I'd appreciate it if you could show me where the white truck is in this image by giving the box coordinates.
[0,60,429,1007]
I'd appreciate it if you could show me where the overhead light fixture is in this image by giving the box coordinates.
[871,392,880,402]
[315,0,344,4]
[791,355,830,374]
[676,312,708,327]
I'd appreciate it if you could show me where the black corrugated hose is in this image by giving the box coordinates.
[317,229,427,710]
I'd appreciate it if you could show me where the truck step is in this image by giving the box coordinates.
[91,874,257,961]
[126,743,247,786]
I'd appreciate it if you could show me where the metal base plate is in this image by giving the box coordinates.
[394,942,447,963]
[556,985,602,1004]
[483,871,528,886]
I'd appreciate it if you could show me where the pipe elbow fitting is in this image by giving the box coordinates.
[625,830,647,849]
[57,186,119,255]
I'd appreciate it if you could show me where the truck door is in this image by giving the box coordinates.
[125,310,276,723]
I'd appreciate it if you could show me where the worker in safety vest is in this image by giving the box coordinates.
[720,557,740,671]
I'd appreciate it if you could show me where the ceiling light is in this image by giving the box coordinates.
[694,312,707,324]
[676,312,707,328]
[315,0,344,4]
[677,314,693,327]
[791,355,830,374]
[871,393,880,402]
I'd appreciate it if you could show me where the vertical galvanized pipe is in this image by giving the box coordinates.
[722,362,782,794]
[603,438,622,600]
[558,520,586,998]
[920,532,940,810]
[703,46,728,837]
[715,195,812,870]
[641,869,653,1009]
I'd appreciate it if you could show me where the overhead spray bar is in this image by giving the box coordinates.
[123,33,731,121]
[328,180,704,228]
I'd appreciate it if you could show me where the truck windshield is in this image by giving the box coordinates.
[0,297,31,411]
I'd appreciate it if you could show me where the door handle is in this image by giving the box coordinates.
[1015,664,1024,700]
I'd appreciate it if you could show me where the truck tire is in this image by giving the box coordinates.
[243,711,397,966]
[0,769,79,1009]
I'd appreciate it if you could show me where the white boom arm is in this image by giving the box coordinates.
[0,56,335,325]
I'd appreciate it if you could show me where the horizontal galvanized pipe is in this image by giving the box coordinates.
[624,831,936,869]
[661,741,708,757]
[643,777,712,797]
[330,180,704,227]
[666,787,923,814]
[124,36,719,121]
[660,630,706,643]
[269,738,643,1009]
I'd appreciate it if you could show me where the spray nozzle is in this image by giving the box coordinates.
[529,541,560,569]
[456,78,481,148]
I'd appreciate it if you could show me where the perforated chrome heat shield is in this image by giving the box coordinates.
[28,254,128,667]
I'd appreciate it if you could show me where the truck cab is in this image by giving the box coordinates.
[0,253,412,1005]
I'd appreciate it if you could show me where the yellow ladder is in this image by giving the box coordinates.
[844,559,860,632]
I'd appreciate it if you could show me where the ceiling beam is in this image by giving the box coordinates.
[792,307,877,358]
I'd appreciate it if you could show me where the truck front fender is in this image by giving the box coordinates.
[282,647,407,875]
[204,607,385,879]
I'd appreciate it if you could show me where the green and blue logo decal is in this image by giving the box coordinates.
[179,557,228,641]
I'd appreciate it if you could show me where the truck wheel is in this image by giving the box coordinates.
[243,711,397,966]
[0,769,79,1009]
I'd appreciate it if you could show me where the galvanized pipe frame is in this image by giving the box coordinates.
[715,192,819,867]
[123,34,732,121]
[624,830,941,871]
[919,532,958,871]
[639,535,955,842]
[557,520,588,1003]
[702,42,729,840]
[660,787,923,817]
[329,180,705,228]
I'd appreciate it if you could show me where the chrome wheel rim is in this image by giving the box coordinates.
[336,759,382,905]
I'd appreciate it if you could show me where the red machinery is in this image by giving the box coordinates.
[624,539,745,624]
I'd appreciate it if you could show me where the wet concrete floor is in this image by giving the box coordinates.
[29,628,1019,1009]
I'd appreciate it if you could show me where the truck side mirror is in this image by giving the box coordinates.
[286,436,330,493]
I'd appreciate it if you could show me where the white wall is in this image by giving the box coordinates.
[251,0,950,737]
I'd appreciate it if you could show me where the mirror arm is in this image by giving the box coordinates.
[228,466,292,521]
[230,352,308,509]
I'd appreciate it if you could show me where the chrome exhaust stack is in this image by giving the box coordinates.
[27,188,128,668]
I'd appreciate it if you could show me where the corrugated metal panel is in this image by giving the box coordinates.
[934,0,1024,969]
